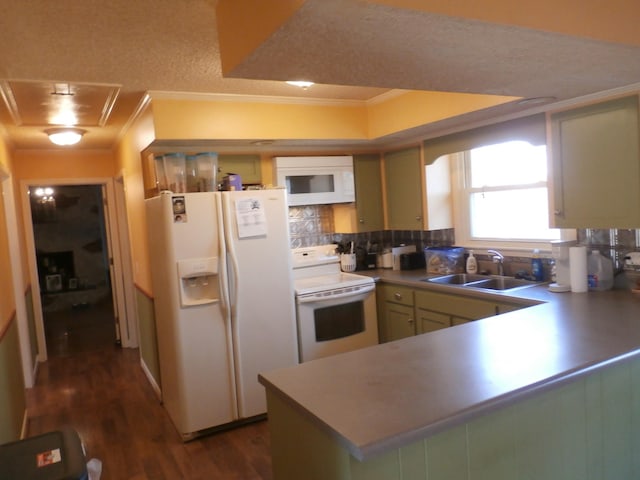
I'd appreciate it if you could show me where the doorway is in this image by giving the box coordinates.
[29,184,118,357]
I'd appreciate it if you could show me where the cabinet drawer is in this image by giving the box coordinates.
[379,284,414,306]
[415,290,496,321]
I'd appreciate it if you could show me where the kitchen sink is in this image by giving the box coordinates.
[425,273,489,285]
[422,274,538,292]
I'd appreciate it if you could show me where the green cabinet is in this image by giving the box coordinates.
[384,147,424,230]
[383,147,452,231]
[377,284,415,342]
[218,154,261,185]
[415,289,498,334]
[353,154,384,231]
[549,95,640,228]
[379,283,529,338]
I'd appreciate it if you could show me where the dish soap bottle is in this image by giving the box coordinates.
[466,250,478,274]
[531,249,544,281]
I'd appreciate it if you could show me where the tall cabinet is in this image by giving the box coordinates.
[549,95,640,228]
[383,146,452,231]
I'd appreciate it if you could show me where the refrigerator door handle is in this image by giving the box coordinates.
[216,195,231,318]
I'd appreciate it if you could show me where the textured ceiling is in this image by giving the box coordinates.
[0,0,639,150]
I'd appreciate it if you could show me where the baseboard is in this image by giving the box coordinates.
[20,410,28,439]
[32,355,39,381]
[140,357,162,401]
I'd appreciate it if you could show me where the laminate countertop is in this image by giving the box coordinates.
[258,269,640,461]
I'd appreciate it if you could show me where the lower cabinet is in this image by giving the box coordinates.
[377,284,415,343]
[378,283,528,341]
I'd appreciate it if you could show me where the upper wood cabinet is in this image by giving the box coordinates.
[384,147,424,230]
[383,147,452,231]
[549,95,640,228]
[353,154,384,231]
[218,154,262,186]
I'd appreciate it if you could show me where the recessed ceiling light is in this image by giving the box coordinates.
[286,80,314,89]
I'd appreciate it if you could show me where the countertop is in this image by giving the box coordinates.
[258,269,640,461]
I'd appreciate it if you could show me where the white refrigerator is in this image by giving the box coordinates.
[145,189,298,439]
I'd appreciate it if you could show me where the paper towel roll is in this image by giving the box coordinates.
[570,246,588,293]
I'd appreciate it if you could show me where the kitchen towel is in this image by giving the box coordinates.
[570,246,588,293]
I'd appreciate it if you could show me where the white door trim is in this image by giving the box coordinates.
[20,176,130,362]
[1,165,34,387]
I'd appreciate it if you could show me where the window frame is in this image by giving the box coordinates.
[451,150,575,255]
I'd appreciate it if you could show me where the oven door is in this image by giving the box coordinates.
[296,286,378,362]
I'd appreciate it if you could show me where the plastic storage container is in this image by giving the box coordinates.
[185,155,198,193]
[195,152,218,192]
[154,155,168,191]
[0,427,88,480]
[587,250,614,291]
[424,246,465,274]
[163,152,187,193]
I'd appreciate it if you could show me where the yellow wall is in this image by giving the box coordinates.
[367,91,519,138]
[217,0,305,75]
[11,149,116,180]
[0,138,16,332]
[150,98,369,141]
[116,103,156,294]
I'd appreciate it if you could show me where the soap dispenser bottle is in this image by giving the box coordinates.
[466,250,478,274]
[531,249,544,281]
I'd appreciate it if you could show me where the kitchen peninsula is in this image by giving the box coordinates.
[259,273,640,480]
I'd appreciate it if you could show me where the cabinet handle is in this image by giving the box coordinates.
[408,318,414,324]
[554,210,562,216]
[394,292,402,301]
[415,215,422,221]
[359,218,364,224]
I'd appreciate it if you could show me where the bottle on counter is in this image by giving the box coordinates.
[531,249,544,281]
[587,250,614,291]
[466,250,478,274]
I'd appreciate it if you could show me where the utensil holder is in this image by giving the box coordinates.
[341,253,356,272]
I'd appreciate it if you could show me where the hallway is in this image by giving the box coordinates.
[25,345,273,479]
[43,298,118,358]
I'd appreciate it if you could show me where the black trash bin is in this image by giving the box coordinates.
[0,427,88,480]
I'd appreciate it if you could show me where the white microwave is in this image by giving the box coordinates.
[273,156,355,206]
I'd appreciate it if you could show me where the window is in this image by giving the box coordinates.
[453,140,566,251]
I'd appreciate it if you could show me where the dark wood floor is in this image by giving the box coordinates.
[42,297,119,357]
[27,306,273,479]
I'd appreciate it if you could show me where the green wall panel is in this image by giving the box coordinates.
[0,319,26,444]
[135,289,160,388]
[266,355,640,480]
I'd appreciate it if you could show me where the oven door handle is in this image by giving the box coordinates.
[296,283,375,304]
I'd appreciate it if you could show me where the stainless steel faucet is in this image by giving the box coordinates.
[487,249,505,276]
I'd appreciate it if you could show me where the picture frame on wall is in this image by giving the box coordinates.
[45,274,62,292]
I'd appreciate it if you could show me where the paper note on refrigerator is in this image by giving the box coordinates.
[235,197,268,238]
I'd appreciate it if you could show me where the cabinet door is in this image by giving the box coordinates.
[384,147,423,230]
[549,95,640,228]
[451,316,471,326]
[415,290,496,321]
[416,308,450,334]
[218,154,262,185]
[353,154,384,231]
[495,302,524,315]
[384,303,416,342]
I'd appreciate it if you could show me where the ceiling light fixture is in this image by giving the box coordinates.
[45,127,86,146]
[286,80,314,89]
